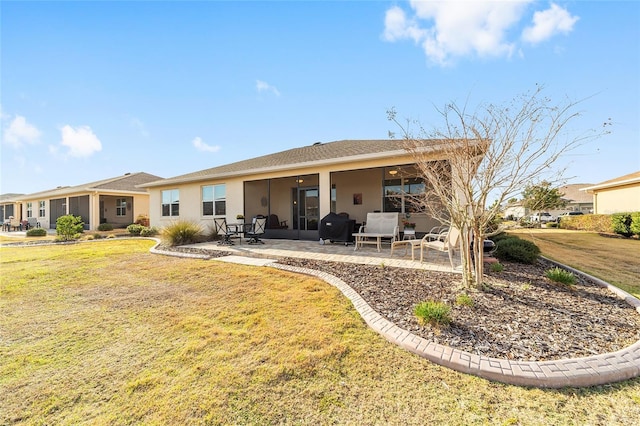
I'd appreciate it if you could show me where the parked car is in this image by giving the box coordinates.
[530,212,555,223]
[556,211,584,222]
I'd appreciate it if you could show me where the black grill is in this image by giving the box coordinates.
[319,213,355,245]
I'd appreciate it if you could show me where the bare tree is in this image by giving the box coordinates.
[388,85,609,289]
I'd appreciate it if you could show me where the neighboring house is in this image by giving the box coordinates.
[0,193,25,222]
[140,139,471,240]
[17,172,163,231]
[502,201,527,221]
[582,171,640,214]
[502,184,593,220]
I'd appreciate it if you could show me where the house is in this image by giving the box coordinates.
[0,193,25,223]
[17,172,162,231]
[582,171,640,214]
[502,184,594,221]
[140,139,468,240]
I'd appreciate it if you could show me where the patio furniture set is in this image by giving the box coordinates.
[214,216,267,245]
[2,217,41,232]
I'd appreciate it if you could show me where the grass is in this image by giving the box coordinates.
[1,240,639,424]
[509,229,640,298]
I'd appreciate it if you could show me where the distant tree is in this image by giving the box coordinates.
[388,85,609,289]
[521,181,566,225]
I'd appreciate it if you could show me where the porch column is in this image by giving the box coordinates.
[90,193,100,231]
[318,170,331,220]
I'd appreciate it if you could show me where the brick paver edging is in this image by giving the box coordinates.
[272,263,640,388]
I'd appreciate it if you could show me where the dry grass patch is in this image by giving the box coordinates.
[1,240,639,424]
[510,229,640,298]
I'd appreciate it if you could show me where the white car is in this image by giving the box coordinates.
[530,212,555,223]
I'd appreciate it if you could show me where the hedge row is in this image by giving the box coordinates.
[559,212,640,237]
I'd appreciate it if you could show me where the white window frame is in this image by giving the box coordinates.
[161,189,180,217]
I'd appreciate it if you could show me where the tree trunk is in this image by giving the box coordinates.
[473,228,485,289]
[459,226,474,288]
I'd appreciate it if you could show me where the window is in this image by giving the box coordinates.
[161,189,180,217]
[383,174,425,213]
[26,202,33,218]
[116,198,127,216]
[202,184,226,216]
[39,201,46,217]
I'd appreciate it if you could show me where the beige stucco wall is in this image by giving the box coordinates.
[592,184,640,214]
[146,152,450,234]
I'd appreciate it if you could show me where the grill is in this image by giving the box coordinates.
[319,213,355,245]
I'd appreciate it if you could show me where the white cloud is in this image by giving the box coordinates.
[383,0,577,66]
[256,80,281,96]
[192,136,220,153]
[59,125,102,158]
[522,3,579,44]
[3,115,42,148]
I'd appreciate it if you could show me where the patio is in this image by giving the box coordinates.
[181,238,462,273]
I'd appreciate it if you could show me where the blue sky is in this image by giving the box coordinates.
[2,0,639,195]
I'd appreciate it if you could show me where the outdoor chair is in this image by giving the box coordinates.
[425,225,449,242]
[9,217,22,231]
[391,226,460,269]
[27,217,40,229]
[267,214,288,229]
[214,218,236,245]
[245,216,267,244]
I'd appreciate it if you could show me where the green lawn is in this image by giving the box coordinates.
[1,240,639,425]
[509,229,640,298]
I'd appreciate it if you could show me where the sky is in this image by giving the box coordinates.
[2,0,639,196]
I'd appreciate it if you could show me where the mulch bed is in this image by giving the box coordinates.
[277,257,640,362]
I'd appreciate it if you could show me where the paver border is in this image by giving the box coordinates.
[271,262,640,388]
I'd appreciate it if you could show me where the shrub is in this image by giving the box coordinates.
[631,212,640,237]
[98,223,113,231]
[494,236,540,264]
[140,226,159,237]
[161,221,203,246]
[455,293,474,307]
[135,214,150,227]
[611,213,633,237]
[490,262,504,272]
[56,215,84,241]
[127,223,144,236]
[545,222,558,228]
[545,267,577,286]
[414,301,451,326]
[488,232,517,244]
[26,228,47,237]
[559,214,612,232]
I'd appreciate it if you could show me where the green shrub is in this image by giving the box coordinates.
[630,212,640,237]
[56,215,84,241]
[490,262,504,272]
[135,214,150,227]
[26,228,47,237]
[161,221,203,246]
[545,222,558,228]
[98,223,113,231]
[611,213,633,237]
[414,301,451,326]
[140,226,159,237]
[489,232,517,244]
[545,267,577,286]
[126,223,144,236]
[494,236,540,264]
[455,294,474,307]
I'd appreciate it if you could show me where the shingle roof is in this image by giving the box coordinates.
[582,171,640,192]
[19,172,163,200]
[559,184,593,203]
[0,193,25,203]
[141,139,432,188]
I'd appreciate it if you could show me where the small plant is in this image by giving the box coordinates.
[135,214,150,227]
[401,220,416,229]
[139,226,159,237]
[236,214,245,220]
[56,215,84,241]
[494,236,540,264]
[455,293,474,307]
[127,223,144,235]
[490,262,504,272]
[161,220,203,246]
[521,282,532,291]
[545,267,577,286]
[26,228,47,237]
[98,223,113,231]
[106,234,116,239]
[414,301,451,326]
